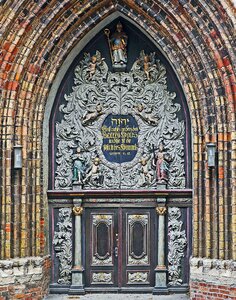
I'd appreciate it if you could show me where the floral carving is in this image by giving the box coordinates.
[54,51,185,190]
[168,207,187,285]
[53,208,72,284]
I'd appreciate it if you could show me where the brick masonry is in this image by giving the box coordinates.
[0,256,51,300]
[190,258,236,299]
[0,0,236,299]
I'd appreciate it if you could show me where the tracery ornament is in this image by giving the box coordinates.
[168,207,187,285]
[54,50,185,190]
[53,208,72,284]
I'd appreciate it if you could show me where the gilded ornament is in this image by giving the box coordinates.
[156,207,167,215]
[73,206,83,215]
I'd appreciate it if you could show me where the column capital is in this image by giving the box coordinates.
[156,207,167,215]
[73,206,83,216]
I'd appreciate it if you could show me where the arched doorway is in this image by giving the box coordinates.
[48,17,192,294]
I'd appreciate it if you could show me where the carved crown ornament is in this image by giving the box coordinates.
[54,33,186,191]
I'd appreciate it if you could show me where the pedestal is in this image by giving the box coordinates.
[69,199,85,295]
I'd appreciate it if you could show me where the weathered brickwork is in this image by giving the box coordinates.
[0,256,51,300]
[190,258,236,299]
[0,0,235,299]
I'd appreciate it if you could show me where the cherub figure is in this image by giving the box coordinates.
[88,55,97,80]
[84,157,101,183]
[82,104,103,125]
[139,155,153,185]
[137,51,156,81]
[143,55,151,80]
[134,103,158,125]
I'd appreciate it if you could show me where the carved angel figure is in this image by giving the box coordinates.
[88,55,97,80]
[84,157,103,185]
[82,104,103,125]
[134,103,158,125]
[138,51,156,80]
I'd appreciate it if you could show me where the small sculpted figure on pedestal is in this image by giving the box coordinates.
[153,144,169,184]
[139,155,153,186]
[72,147,86,184]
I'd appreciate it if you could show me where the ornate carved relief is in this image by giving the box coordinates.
[127,272,149,284]
[168,207,187,285]
[92,272,113,284]
[53,208,72,284]
[127,214,149,265]
[55,50,185,190]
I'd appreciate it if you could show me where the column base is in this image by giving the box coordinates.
[68,267,85,295]
[153,267,168,295]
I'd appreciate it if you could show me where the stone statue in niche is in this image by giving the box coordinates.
[139,155,153,186]
[153,144,170,184]
[82,104,103,125]
[104,22,128,71]
[72,147,87,184]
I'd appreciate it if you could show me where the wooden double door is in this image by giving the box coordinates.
[85,207,156,290]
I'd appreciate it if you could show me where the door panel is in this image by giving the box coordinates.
[85,209,118,286]
[122,209,155,287]
[85,208,156,288]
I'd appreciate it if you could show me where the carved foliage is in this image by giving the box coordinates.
[92,272,113,284]
[168,207,187,285]
[53,208,72,284]
[54,51,185,190]
[128,272,149,284]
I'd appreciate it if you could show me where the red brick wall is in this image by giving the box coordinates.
[0,256,51,300]
[191,282,236,300]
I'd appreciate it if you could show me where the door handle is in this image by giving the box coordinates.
[114,246,118,257]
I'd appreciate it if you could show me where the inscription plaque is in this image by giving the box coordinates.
[101,114,139,163]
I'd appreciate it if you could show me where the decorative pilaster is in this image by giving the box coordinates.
[153,198,168,295]
[69,199,85,295]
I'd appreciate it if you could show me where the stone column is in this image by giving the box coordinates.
[153,198,168,295]
[69,198,85,295]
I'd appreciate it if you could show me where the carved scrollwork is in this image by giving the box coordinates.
[92,214,112,226]
[53,208,72,284]
[168,207,187,285]
[92,272,113,284]
[127,272,149,284]
[54,50,185,190]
